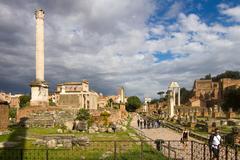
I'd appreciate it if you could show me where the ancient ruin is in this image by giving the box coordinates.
[191,78,240,108]
[168,82,180,117]
[0,101,9,131]
[30,9,48,106]
[55,80,98,110]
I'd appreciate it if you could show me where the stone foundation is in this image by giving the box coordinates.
[227,112,236,119]
[0,103,9,131]
[212,112,221,118]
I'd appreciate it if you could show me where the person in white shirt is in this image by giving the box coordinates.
[211,128,221,160]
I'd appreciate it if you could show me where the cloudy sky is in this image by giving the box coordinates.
[0,0,240,99]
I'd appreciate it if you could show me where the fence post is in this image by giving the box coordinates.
[141,141,143,160]
[203,144,206,160]
[20,149,23,160]
[191,141,193,160]
[46,149,49,160]
[114,141,117,160]
[168,141,170,159]
[225,145,228,160]
[235,145,238,160]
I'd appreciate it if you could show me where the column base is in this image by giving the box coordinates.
[30,79,49,107]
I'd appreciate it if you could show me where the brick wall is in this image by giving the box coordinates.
[0,104,9,131]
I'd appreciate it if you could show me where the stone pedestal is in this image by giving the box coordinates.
[202,109,209,117]
[189,122,196,128]
[194,111,201,117]
[227,112,236,119]
[119,103,126,112]
[30,80,48,106]
[212,112,220,118]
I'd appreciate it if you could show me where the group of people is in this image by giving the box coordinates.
[137,117,162,129]
[136,114,222,160]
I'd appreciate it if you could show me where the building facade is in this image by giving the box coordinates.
[55,80,98,110]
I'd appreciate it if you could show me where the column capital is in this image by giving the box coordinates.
[35,9,45,20]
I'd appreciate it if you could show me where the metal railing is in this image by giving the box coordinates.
[1,139,239,160]
[0,140,163,160]
[157,140,240,160]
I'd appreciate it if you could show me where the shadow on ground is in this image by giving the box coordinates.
[0,117,28,160]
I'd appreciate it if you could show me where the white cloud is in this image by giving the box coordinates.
[219,5,240,22]
[164,1,184,19]
[1,1,240,100]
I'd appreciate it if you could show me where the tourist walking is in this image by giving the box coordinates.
[147,120,150,129]
[208,130,215,159]
[181,128,189,151]
[154,120,158,128]
[158,120,161,128]
[140,118,143,129]
[144,119,147,129]
[152,120,155,128]
[211,128,221,160]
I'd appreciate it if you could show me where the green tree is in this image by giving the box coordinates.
[49,99,56,106]
[200,73,211,80]
[212,71,240,81]
[222,87,240,112]
[106,98,113,108]
[19,95,30,108]
[76,108,90,121]
[9,108,17,118]
[179,88,193,104]
[157,91,164,100]
[150,99,159,104]
[126,96,141,112]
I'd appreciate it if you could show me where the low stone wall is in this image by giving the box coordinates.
[17,106,128,129]
[34,135,90,148]
[17,106,77,127]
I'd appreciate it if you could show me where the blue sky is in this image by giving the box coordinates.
[0,0,240,99]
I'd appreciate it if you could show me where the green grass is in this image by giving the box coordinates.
[0,117,168,159]
[220,126,233,134]
[0,142,167,160]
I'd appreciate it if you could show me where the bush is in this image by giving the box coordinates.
[19,95,30,108]
[9,108,17,118]
[100,111,111,126]
[49,99,56,106]
[76,109,90,121]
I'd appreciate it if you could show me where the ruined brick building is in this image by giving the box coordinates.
[191,78,240,107]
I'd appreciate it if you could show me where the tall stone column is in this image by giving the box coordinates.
[173,88,176,106]
[30,9,48,107]
[35,9,44,81]
[178,88,181,106]
[169,91,174,117]
[120,86,125,104]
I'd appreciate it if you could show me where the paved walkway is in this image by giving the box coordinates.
[131,114,196,141]
[130,114,201,159]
